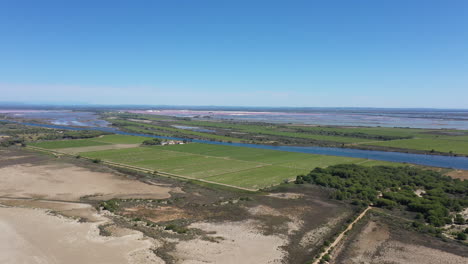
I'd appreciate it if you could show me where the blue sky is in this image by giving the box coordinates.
[1,0,467,108]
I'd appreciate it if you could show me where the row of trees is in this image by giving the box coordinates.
[36,130,111,140]
[295,164,468,227]
[141,138,162,145]
[293,128,412,141]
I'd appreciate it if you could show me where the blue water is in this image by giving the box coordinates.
[4,120,468,170]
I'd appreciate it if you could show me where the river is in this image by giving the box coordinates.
[4,120,468,170]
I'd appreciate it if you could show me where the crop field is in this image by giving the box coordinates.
[29,135,147,149]
[105,113,468,156]
[110,119,242,142]
[206,165,304,188]
[365,137,468,155]
[74,142,400,189]
[91,135,149,144]
[29,139,111,149]
[29,134,403,189]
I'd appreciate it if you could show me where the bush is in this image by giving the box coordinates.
[454,214,465,225]
[142,138,162,145]
[99,200,119,212]
[165,224,188,234]
[322,254,331,261]
[456,232,467,240]
[375,198,397,209]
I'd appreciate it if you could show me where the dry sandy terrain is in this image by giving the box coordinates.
[446,169,468,180]
[267,192,304,199]
[0,150,174,264]
[0,149,357,264]
[331,219,468,264]
[171,220,286,264]
[0,198,101,221]
[0,163,174,201]
[0,206,162,264]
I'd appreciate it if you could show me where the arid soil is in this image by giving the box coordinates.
[331,213,468,264]
[0,206,161,264]
[171,221,286,264]
[446,169,468,180]
[0,148,352,264]
[0,162,174,201]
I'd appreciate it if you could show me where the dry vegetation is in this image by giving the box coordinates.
[0,148,353,264]
[1,147,466,264]
[330,213,468,264]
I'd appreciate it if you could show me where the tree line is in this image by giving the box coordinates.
[295,164,468,228]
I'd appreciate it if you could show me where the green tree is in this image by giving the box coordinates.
[456,232,467,240]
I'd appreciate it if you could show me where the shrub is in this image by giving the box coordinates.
[99,200,119,212]
[322,254,331,261]
[456,232,467,240]
[142,138,162,145]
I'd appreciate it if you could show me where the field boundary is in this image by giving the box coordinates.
[25,145,258,192]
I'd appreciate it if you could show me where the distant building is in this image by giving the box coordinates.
[161,140,185,146]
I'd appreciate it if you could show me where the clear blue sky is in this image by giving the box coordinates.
[1,0,467,108]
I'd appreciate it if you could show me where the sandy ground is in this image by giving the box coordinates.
[267,192,304,199]
[332,220,468,264]
[0,150,175,264]
[446,169,468,180]
[0,206,163,264]
[0,163,174,201]
[57,144,141,154]
[371,241,468,264]
[171,220,286,264]
[0,150,361,264]
[0,198,101,221]
[123,206,188,223]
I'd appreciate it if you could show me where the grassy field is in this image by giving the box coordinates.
[92,135,149,144]
[29,135,147,149]
[29,133,404,189]
[164,119,380,143]
[104,113,468,156]
[365,137,468,155]
[77,142,401,189]
[110,119,243,142]
[29,139,111,149]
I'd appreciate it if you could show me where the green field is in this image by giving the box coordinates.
[92,135,149,144]
[30,139,111,149]
[79,142,402,189]
[29,134,403,189]
[105,112,468,156]
[29,135,147,149]
[365,137,468,155]
[168,119,378,143]
[110,119,242,142]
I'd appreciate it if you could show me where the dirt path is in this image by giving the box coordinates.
[312,206,371,264]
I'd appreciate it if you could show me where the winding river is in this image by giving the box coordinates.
[5,121,468,170]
